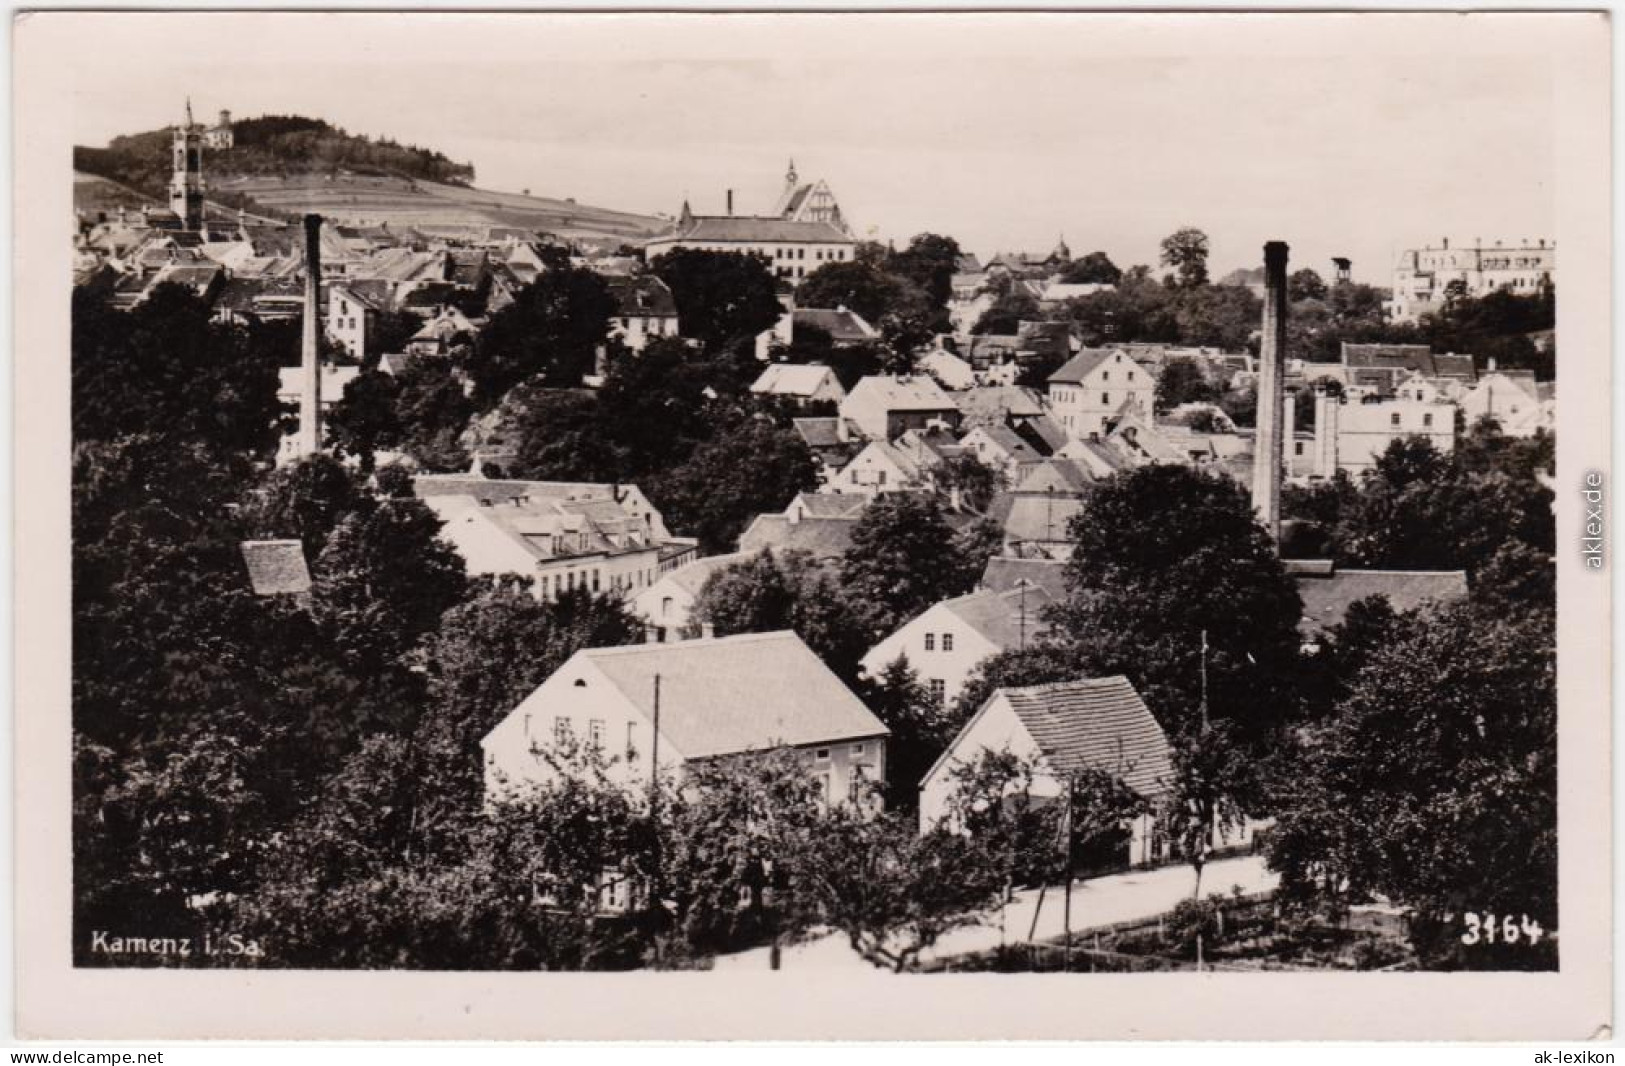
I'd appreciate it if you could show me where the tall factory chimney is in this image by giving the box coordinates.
[298,213,325,458]
[1250,241,1289,543]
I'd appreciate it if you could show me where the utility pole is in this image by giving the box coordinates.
[648,673,663,958]
[1061,774,1075,971]
[1017,580,1029,651]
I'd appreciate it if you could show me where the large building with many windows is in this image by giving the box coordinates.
[643,163,856,284]
[1388,238,1555,321]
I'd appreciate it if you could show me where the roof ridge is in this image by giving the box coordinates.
[581,630,800,658]
[1002,675,1132,697]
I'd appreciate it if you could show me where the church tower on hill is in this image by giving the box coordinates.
[169,99,205,231]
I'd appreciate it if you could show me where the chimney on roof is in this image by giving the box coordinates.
[298,213,325,458]
[1250,241,1289,546]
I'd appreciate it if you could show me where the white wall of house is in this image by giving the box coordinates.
[918,695,1048,832]
[327,290,372,358]
[836,443,915,496]
[1337,398,1458,473]
[612,312,679,352]
[860,603,1002,709]
[483,657,886,807]
[1050,351,1156,440]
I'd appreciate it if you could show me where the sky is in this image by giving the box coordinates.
[65,12,1559,284]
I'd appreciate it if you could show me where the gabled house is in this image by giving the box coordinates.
[962,424,1043,477]
[980,556,1069,601]
[633,551,751,642]
[918,347,978,391]
[1048,348,1156,441]
[1459,367,1548,437]
[406,305,479,357]
[751,364,847,406]
[840,374,961,442]
[327,280,393,359]
[482,631,889,806]
[784,492,868,522]
[918,677,1174,867]
[860,585,1054,707]
[606,275,680,352]
[836,439,928,497]
[736,513,860,563]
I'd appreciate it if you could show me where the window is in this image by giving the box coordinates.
[592,570,601,592]
[524,713,532,738]
[1391,412,1401,427]
[589,719,605,748]
[942,633,954,652]
[924,633,935,651]
[554,717,572,745]
[1101,393,1110,405]
[1422,413,1434,428]
[877,470,886,486]
[853,743,866,756]
[1102,372,1109,382]
[661,596,674,617]
[929,679,946,705]
[815,748,830,761]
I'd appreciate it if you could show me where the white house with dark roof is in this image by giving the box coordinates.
[606,275,679,352]
[835,440,929,497]
[919,677,1174,866]
[860,586,1053,707]
[1048,348,1156,440]
[482,631,888,807]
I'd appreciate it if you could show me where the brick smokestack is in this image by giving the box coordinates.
[299,213,324,458]
[1250,241,1289,542]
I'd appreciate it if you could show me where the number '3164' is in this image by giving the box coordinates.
[1460,912,1545,946]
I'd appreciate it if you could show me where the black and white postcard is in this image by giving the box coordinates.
[13,8,1612,1041]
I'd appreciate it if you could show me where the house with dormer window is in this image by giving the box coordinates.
[1048,348,1156,441]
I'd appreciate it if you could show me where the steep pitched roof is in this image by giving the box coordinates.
[999,677,1174,798]
[752,363,843,398]
[239,540,312,596]
[794,307,877,343]
[993,492,1084,545]
[606,275,678,317]
[1295,569,1469,634]
[940,586,1053,649]
[844,374,958,413]
[980,556,1069,601]
[737,514,858,560]
[955,385,1046,427]
[790,492,868,519]
[581,632,887,759]
[1048,348,1121,385]
[1014,458,1095,495]
[791,417,847,450]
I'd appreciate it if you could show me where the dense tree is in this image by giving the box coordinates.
[72,284,284,460]
[651,417,820,554]
[885,232,963,312]
[392,355,476,472]
[508,388,626,483]
[1266,599,1555,969]
[1059,250,1123,285]
[237,454,373,558]
[971,275,1040,336]
[841,493,992,640]
[1288,268,1328,303]
[1154,357,1221,413]
[310,498,470,675]
[650,249,783,352]
[693,549,870,682]
[466,265,617,402]
[326,369,402,471]
[366,309,426,362]
[1159,227,1211,288]
[857,657,964,812]
[1047,464,1304,746]
[1172,284,1261,350]
[1331,429,1554,574]
[801,811,1003,972]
